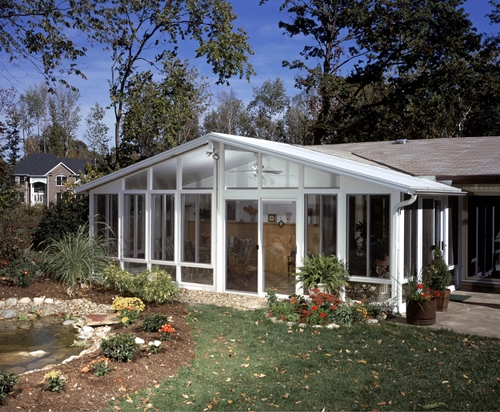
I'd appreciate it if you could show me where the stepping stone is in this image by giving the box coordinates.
[83,313,121,326]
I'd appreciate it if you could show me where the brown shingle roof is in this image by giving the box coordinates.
[302,136,500,180]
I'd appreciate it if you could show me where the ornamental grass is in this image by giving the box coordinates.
[111,304,500,411]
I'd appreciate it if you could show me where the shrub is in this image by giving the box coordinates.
[0,248,44,287]
[133,267,179,304]
[142,313,172,333]
[112,297,145,327]
[100,333,138,362]
[0,371,18,401]
[91,358,110,376]
[42,224,109,290]
[43,370,65,392]
[294,254,349,294]
[103,265,179,304]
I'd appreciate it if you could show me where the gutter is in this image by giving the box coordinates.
[392,194,418,313]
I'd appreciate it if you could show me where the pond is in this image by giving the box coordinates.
[0,316,82,374]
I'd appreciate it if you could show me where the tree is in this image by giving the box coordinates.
[119,58,211,167]
[18,84,49,154]
[84,103,110,165]
[283,92,314,144]
[202,90,252,136]
[101,0,255,168]
[4,108,22,165]
[0,0,106,87]
[262,0,493,143]
[247,78,290,142]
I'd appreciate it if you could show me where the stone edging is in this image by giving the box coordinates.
[0,297,115,375]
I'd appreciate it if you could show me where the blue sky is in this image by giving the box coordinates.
[1,0,497,142]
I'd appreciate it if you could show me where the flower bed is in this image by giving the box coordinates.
[265,288,393,327]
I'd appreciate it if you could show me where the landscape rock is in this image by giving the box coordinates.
[5,298,18,307]
[1,309,17,319]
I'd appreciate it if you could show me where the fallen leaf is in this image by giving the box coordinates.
[119,386,127,392]
[357,359,367,364]
[241,364,250,368]
[182,394,189,399]
[283,393,290,399]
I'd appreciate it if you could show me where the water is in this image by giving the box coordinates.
[0,316,82,374]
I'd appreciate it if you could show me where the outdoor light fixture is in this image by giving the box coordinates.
[206,141,219,160]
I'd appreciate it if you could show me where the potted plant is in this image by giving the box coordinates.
[424,249,452,312]
[405,274,440,325]
[293,254,349,295]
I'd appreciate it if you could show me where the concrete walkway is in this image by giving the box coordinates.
[393,291,500,339]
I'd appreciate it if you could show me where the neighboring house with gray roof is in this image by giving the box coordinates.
[75,134,500,312]
[13,153,88,206]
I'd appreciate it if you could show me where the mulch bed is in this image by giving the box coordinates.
[0,279,195,412]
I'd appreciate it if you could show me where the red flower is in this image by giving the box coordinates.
[417,283,423,290]
[361,300,365,304]
[320,313,326,318]
[311,305,318,312]
[422,293,427,298]
[290,298,297,304]
[3,261,7,266]
[24,270,28,275]
[331,305,337,311]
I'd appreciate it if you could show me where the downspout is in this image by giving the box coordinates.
[391,194,418,313]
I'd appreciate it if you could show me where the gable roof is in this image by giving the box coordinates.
[14,153,88,176]
[305,136,500,183]
[75,133,462,196]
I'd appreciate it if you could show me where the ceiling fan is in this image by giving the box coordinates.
[229,164,283,175]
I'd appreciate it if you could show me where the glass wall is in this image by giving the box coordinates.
[347,195,390,277]
[123,194,145,259]
[151,194,175,261]
[226,199,259,293]
[468,196,500,280]
[305,194,337,257]
[95,194,118,257]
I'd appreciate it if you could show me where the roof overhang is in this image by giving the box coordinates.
[75,133,464,196]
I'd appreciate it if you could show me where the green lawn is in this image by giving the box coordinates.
[110,305,500,411]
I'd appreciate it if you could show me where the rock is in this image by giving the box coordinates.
[44,298,54,304]
[1,309,17,319]
[135,337,145,345]
[326,323,340,329]
[78,326,95,340]
[33,297,45,305]
[18,297,32,304]
[83,313,121,326]
[29,350,47,357]
[63,320,76,326]
[5,298,18,307]
[366,318,379,325]
[0,301,4,309]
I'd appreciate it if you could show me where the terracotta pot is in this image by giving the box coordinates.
[433,288,451,312]
[406,298,437,325]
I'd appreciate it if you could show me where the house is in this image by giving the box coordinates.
[74,133,500,312]
[13,153,88,206]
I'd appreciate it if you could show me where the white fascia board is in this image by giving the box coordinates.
[46,162,75,176]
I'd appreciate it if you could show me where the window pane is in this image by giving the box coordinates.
[95,194,118,257]
[224,145,259,189]
[182,147,214,189]
[305,195,337,257]
[181,267,213,285]
[182,194,211,264]
[152,158,176,190]
[123,194,145,258]
[347,194,390,278]
[348,195,368,277]
[304,166,339,188]
[125,170,147,190]
[151,194,175,261]
[404,196,418,277]
[262,155,299,188]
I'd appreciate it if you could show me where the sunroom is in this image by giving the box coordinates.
[75,133,463,312]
